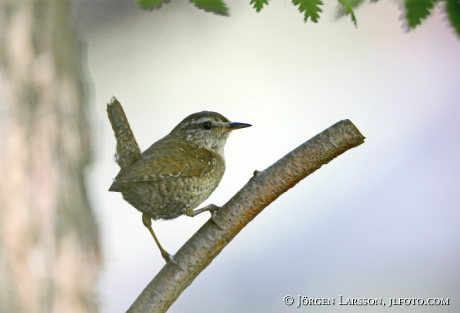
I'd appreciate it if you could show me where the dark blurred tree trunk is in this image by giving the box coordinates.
[0,0,100,312]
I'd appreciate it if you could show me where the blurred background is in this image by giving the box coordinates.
[1,0,459,312]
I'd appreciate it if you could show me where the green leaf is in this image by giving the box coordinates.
[337,0,359,27]
[341,0,364,8]
[250,0,269,12]
[445,0,460,37]
[190,0,229,16]
[292,0,323,23]
[137,0,169,10]
[404,0,437,29]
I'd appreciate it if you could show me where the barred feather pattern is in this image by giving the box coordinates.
[107,97,141,169]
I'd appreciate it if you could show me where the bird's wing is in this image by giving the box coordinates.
[113,147,217,183]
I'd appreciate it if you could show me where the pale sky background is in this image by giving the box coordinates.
[77,1,460,312]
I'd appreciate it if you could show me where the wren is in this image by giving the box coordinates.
[107,99,251,262]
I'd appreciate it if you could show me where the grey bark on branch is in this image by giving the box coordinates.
[125,115,365,313]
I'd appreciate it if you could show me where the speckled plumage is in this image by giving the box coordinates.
[109,111,250,220]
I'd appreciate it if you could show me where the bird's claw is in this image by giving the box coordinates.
[184,204,220,217]
[161,251,174,263]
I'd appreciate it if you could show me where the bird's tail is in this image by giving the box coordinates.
[107,97,141,169]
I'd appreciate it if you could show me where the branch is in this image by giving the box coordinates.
[127,119,365,313]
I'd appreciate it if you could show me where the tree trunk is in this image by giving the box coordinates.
[0,1,100,312]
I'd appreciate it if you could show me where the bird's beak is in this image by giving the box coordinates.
[215,121,251,134]
[227,121,252,130]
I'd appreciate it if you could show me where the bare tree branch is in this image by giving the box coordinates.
[127,119,365,313]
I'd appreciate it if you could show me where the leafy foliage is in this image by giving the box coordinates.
[250,0,269,12]
[445,0,460,37]
[337,0,360,27]
[134,0,460,39]
[190,0,229,16]
[137,0,170,11]
[292,0,324,23]
[405,0,437,29]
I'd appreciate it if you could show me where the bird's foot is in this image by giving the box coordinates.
[161,250,175,263]
[162,252,184,270]
[184,204,220,217]
[184,204,224,230]
[142,213,181,267]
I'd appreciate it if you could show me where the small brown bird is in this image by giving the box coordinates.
[108,103,251,262]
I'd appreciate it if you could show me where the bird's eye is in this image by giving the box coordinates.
[202,121,212,130]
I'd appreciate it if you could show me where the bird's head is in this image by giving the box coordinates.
[170,111,251,155]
